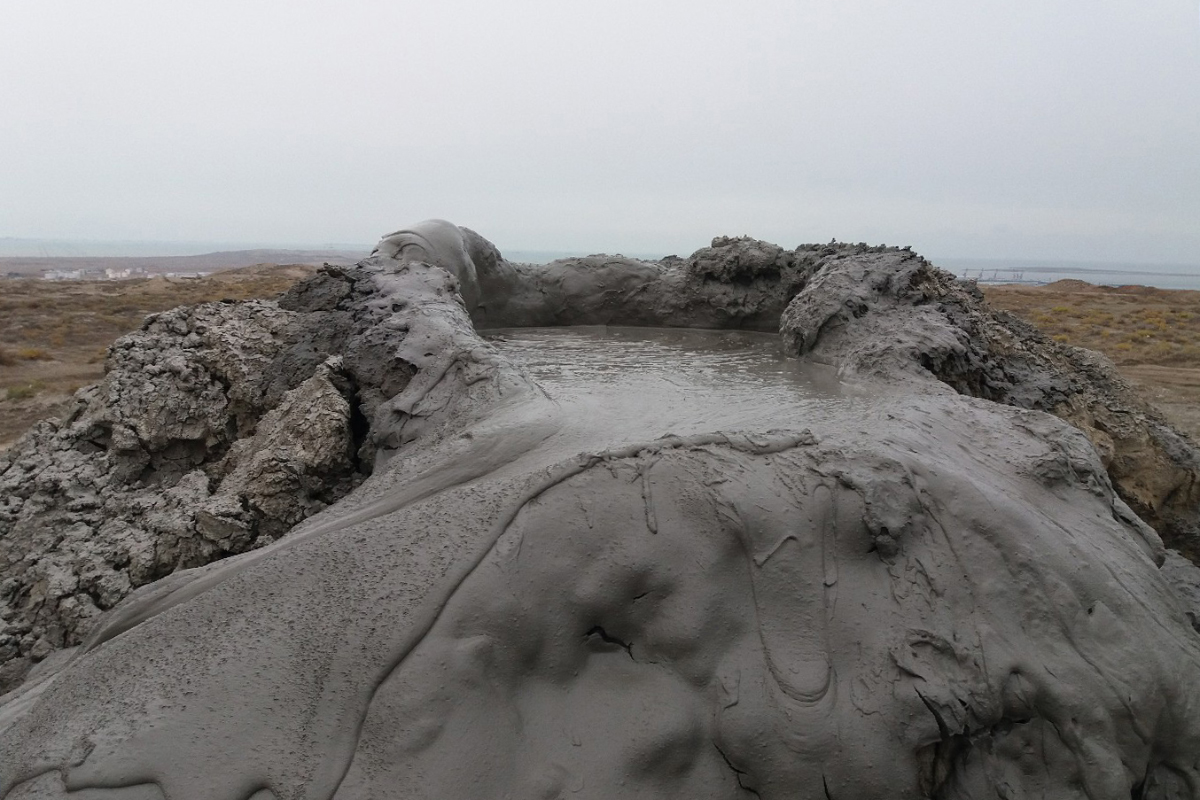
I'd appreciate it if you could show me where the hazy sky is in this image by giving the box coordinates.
[2,1,1198,261]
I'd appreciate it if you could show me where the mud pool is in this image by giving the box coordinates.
[488,325,855,445]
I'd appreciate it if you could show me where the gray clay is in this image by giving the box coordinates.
[2,222,1200,798]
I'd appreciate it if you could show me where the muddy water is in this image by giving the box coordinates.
[487,326,851,448]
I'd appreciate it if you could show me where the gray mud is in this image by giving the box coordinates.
[487,326,851,444]
[2,221,1200,798]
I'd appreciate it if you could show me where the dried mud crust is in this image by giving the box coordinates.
[775,247,1200,562]
[0,256,523,693]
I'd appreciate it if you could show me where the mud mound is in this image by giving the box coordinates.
[3,220,1199,797]
[776,249,1200,560]
[0,241,532,691]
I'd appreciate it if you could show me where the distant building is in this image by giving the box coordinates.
[41,269,85,281]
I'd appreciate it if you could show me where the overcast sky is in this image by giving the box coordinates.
[2,1,1198,262]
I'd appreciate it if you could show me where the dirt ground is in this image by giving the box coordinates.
[0,264,315,450]
[981,280,1200,440]
[3,271,1197,450]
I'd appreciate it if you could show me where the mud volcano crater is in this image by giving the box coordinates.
[3,220,1200,798]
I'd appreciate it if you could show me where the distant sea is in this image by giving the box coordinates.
[934,258,1200,291]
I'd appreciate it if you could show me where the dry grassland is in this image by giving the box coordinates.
[0,264,315,448]
[982,280,1200,439]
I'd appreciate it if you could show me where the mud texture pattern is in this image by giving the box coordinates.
[0,225,533,691]
[2,219,1200,798]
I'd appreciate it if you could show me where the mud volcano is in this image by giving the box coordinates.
[3,221,1200,798]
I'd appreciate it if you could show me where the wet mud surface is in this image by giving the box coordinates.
[487,325,851,443]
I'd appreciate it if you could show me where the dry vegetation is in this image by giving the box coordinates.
[0,264,315,448]
[983,280,1200,439]
[982,280,1200,366]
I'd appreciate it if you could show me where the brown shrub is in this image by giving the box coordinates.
[17,347,51,361]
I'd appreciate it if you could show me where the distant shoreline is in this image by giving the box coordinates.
[935,257,1200,291]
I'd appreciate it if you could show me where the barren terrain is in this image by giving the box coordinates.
[981,280,1200,439]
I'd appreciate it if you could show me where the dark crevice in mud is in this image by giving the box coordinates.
[714,743,761,798]
[208,367,263,438]
[823,775,834,800]
[86,422,113,451]
[342,376,373,478]
[915,689,970,797]
[133,438,211,489]
[222,416,239,453]
[919,352,1011,406]
[915,688,1035,798]
[237,494,263,548]
[78,583,110,613]
[583,626,634,660]
[722,269,780,287]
